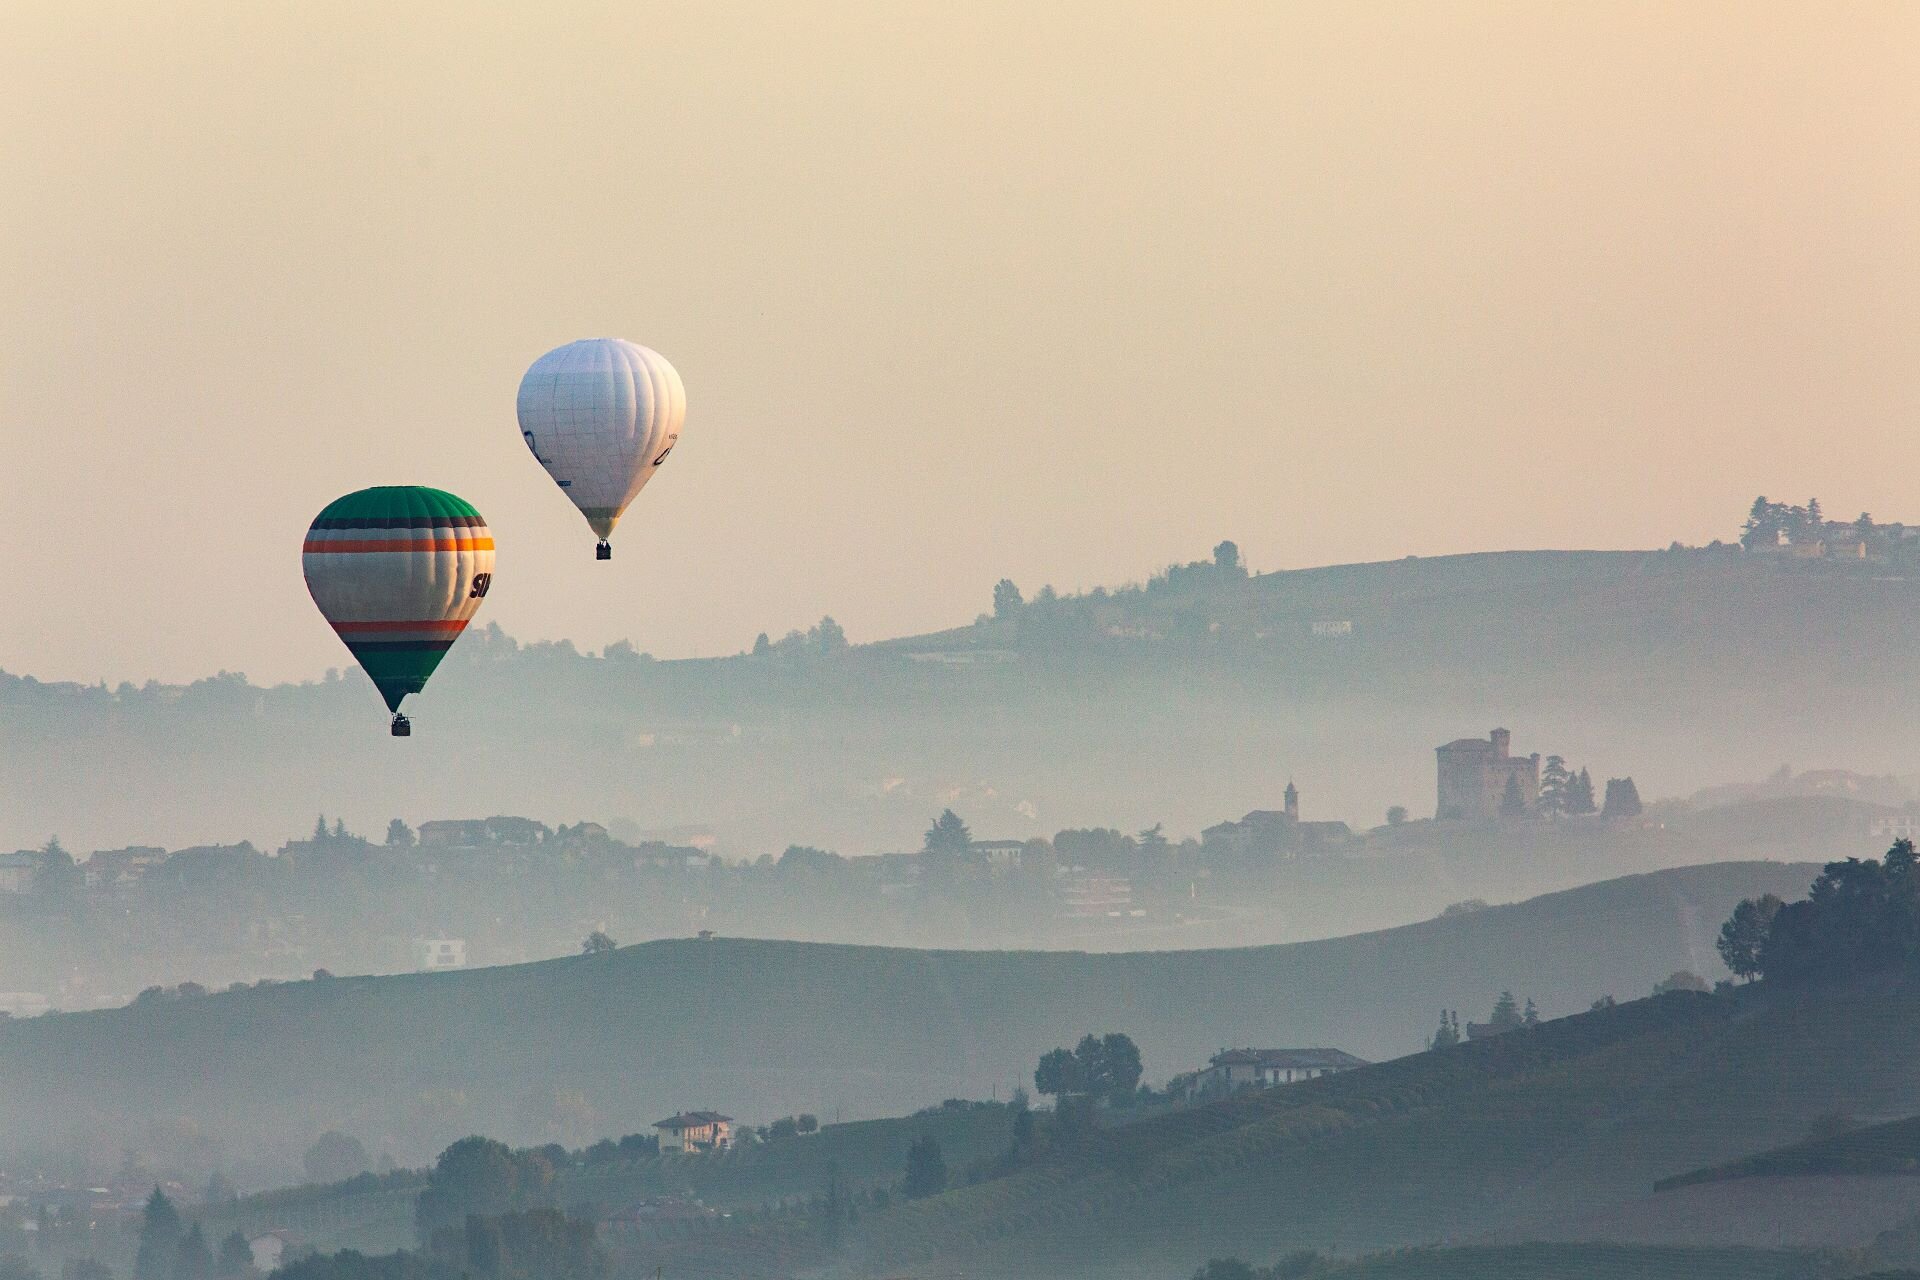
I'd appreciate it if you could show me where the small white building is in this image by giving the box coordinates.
[412,938,466,970]
[0,853,36,895]
[1189,1048,1369,1096]
[654,1111,732,1153]
[972,840,1027,871]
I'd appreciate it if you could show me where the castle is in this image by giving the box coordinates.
[1435,727,1540,821]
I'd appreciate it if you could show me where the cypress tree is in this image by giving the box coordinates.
[134,1191,182,1280]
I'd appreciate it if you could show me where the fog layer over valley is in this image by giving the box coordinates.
[0,861,1814,1178]
[9,547,1917,863]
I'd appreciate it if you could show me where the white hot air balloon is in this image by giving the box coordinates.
[517,338,686,559]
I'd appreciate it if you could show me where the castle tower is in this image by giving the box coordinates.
[1284,780,1299,821]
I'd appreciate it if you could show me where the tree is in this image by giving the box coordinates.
[1072,1033,1109,1096]
[173,1226,213,1280]
[1212,541,1245,578]
[809,616,848,653]
[385,820,414,848]
[751,632,771,656]
[1717,894,1783,980]
[313,815,329,842]
[1522,997,1540,1027]
[1034,1047,1081,1100]
[796,1114,819,1134]
[414,1138,554,1246]
[1489,991,1522,1033]
[1601,777,1642,820]
[1499,773,1527,817]
[202,1172,236,1205]
[1538,756,1571,816]
[614,1133,657,1158]
[1567,768,1597,816]
[901,1135,948,1200]
[1429,1009,1459,1049]
[580,931,616,956]
[1742,495,1781,549]
[922,810,973,864]
[1099,1033,1144,1098]
[134,1190,183,1280]
[304,1131,370,1184]
[1386,806,1408,827]
[32,837,80,900]
[215,1233,251,1278]
[992,579,1024,619]
[1036,1033,1140,1104]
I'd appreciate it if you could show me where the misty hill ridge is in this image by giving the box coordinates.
[8,544,1920,854]
[1658,1113,1920,1189]
[847,972,1920,1276]
[0,860,1815,1165]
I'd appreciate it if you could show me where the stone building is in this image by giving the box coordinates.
[1435,728,1540,821]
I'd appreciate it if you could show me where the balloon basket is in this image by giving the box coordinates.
[596,541,612,561]
[391,714,411,737]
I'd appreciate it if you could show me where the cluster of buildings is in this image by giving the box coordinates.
[1201,782,1354,858]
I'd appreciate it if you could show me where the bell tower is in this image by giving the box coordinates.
[1284,780,1299,821]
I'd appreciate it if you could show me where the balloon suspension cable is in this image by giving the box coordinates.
[390,713,412,738]
[596,540,612,561]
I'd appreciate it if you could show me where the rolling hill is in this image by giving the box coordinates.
[614,970,1920,1280]
[0,860,1814,1171]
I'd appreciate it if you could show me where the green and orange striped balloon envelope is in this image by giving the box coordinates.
[301,487,495,721]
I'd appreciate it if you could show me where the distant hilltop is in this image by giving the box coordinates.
[7,535,1920,858]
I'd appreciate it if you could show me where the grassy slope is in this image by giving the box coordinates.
[753,971,1920,1280]
[1660,1114,1920,1188]
[0,862,1817,1163]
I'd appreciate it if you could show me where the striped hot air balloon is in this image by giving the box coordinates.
[517,338,685,560]
[301,486,495,736]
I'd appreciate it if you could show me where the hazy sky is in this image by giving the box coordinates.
[4,2,1919,684]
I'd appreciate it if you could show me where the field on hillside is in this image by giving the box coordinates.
[0,862,1816,1169]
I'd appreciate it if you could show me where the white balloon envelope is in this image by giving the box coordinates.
[517,338,685,558]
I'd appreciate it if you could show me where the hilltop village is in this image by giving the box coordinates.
[0,723,1665,1013]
